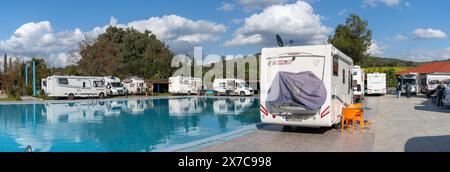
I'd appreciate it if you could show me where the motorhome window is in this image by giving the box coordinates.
[219,83,226,88]
[111,82,122,88]
[349,70,352,93]
[130,84,135,88]
[43,81,47,87]
[83,82,86,88]
[343,69,346,84]
[94,81,104,88]
[333,55,339,76]
[58,78,69,85]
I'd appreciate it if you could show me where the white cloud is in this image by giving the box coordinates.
[236,0,288,11]
[400,47,450,62]
[225,1,331,47]
[232,18,244,24]
[368,41,389,55]
[392,34,408,41]
[363,0,402,7]
[218,2,236,12]
[0,15,226,67]
[412,28,448,39]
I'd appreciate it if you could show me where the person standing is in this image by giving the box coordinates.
[437,81,446,107]
[406,83,412,98]
[397,82,401,98]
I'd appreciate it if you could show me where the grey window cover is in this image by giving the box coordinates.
[266,71,327,116]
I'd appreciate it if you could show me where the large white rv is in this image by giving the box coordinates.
[352,66,365,102]
[45,76,108,100]
[122,76,147,95]
[420,73,450,96]
[366,73,387,95]
[260,44,353,128]
[104,76,125,96]
[400,73,420,95]
[213,79,254,96]
[169,76,202,95]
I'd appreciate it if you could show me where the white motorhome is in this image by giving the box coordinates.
[122,76,147,95]
[400,73,420,95]
[260,44,353,128]
[169,76,202,95]
[366,73,387,95]
[104,76,125,96]
[352,66,365,102]
[420,73,450,96]
[213,79,254,96]
[45,76,108,100]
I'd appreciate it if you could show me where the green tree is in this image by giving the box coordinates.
[328,13,372,65]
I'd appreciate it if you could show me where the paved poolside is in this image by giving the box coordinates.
[201,95,450,152]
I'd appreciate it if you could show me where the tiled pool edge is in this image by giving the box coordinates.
[157,124,259,152]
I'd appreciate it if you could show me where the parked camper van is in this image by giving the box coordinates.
[420,73,450,96]
[45,76,108,100]
[122,76,147,95]
[213,79,254,96]
[169,76,202,95]
[352,66,365,102]
[104,76,125,96]
[366,73,387,95]
[400,73,420,95]
[260,44,353,128]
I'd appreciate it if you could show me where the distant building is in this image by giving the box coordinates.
[397,61,450,75]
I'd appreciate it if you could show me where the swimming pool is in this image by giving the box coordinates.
[0,97,260,152]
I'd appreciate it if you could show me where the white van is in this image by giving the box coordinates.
[213,79,254,96]
[366,73,387,95]
[169,76,202,95]
[122,76,147,95]
[45,76,108,100]
[104,76,125,96]
[260,44,353,128]
[352,66,365,102]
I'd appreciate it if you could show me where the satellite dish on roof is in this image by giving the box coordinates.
[276,34,284,47]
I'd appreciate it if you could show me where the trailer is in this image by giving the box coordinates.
[45,75,107,100]
[420,73,450,96]
[122,76,148,95]
[366,73,387,95]
[168,76,202,95]
[213,79,254,96]
[104,76,125,96]
[260,44,353,128]
[352,66,365,102]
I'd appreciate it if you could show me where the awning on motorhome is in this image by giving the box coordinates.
[266,71,327,116]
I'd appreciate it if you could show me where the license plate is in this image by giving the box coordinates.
[285,116,303,122]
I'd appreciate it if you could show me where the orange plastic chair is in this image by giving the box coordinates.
[341,104,365,131]
[349,104,364,128]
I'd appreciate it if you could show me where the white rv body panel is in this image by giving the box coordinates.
[45,76,107,99]
[421,73,450,95]
[213,79,254,96]
[352,66,365,100]
[260,45,353,128]
[367,73,387,95]
[168,76,202,95]
[104,77,125,96]
[444,86,450,106]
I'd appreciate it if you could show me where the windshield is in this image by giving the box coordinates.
[403,79,416,85]
[111,82,122,88]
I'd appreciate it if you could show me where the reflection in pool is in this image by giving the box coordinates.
[0,97,260,152]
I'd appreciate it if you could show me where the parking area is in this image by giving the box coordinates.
[201,95,450,152]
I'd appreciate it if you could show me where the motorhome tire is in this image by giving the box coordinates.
[68,94,75,100]
[188,91,191,95]
[240,92,245,96]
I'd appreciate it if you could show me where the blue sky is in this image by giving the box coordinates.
[0,0,449,66]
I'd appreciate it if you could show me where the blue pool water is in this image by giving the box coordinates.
[0,97,260,152]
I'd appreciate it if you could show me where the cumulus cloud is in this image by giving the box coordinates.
[363,0,402,7]
[368,41,389,55]
[391,34,408,41]
[412,28,448,39]
[236,0,288,11]
[0,15,226,67]
[225,1,331,47]
[218,2,236,12]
